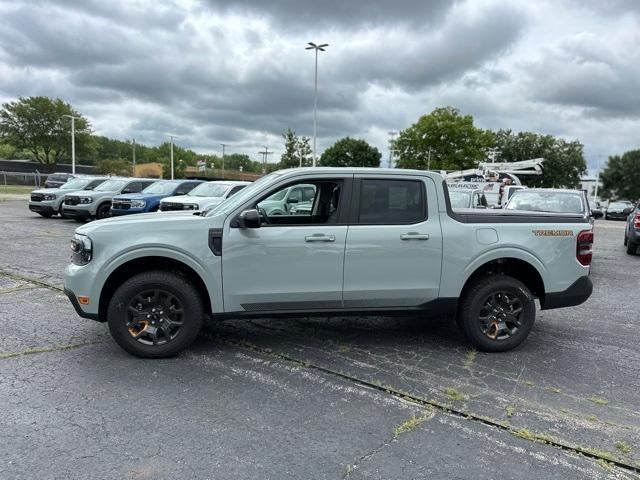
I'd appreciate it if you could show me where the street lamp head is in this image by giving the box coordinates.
[306,42,329,51]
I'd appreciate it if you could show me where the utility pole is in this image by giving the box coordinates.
[306,42,329,167]
[220,143,227,179]
[62,115,80,174]
[167,134,178,180]
[594,156,601,205]
[260,146,273,174]
[132,138,136,176]
[387,131,397,168]
[427,148,432,171]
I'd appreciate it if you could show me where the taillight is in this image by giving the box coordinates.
[634,213,640,229]
[576,230,593,266]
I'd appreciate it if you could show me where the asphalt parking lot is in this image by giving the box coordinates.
[1,197,639,480]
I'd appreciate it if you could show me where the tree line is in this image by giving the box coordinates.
[0,96,636,199]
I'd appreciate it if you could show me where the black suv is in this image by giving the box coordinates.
[44,173,75,189]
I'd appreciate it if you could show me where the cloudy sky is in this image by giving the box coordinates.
[0,0,638,171]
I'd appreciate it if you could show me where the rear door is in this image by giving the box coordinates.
[343,175,443,308]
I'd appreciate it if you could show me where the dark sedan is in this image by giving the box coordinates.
[605,201,634,220]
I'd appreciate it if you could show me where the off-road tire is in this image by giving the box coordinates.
[457,275,536,352]
[107,270,204,358]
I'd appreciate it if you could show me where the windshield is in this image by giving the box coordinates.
[60,178,90,190]
[95,179,126,191]
[449,191,471,208]
[609,202,630,209]
[207,172,284,216]
[142,182,178,194]
[506,191,584,214]
[48,174,69,182]
[188,183,229,197]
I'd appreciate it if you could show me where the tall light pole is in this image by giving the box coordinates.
[167,134,178,179]
[387,131,397,168]
[220,143,227,179]
[306,42,328,167]
[62,115,80,174]
[132,138,136,176]
[260,146,273,174]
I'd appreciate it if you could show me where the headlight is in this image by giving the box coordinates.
[130,200,146,209]
[70,234,92,265]
[184,204,198,210]
[79,196,93,204]
[43,194,56,201]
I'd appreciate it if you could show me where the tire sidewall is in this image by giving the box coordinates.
[107,271,203,358]
[459,276,536,352]
[96,203,111,219]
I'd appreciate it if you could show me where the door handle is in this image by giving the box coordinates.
[400,233,430,240]
[305,234,336,242]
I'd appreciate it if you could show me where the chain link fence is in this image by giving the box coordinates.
[0,171,48,187]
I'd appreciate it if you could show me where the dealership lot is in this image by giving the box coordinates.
[1,198,639,479]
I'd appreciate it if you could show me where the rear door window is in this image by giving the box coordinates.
[357,179,426,225]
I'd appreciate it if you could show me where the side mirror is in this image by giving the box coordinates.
[233,209,261,228]
[176,192,186,196]
[287,198,299,204]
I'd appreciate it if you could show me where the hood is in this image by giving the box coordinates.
[76,209,225,236]
[161,195,224,209]
[31,187,67,194]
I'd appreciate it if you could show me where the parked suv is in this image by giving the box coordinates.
[624,202,640,255]
[29,176,107,217]
[159,181,250,213]
[44,172,75,189]
[111,179,203,216]
[64,168,593,358]
[63,178,157,222]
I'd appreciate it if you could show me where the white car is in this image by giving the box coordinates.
[159,181,250,213]
[29,176,107,217]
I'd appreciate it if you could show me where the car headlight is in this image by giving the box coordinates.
[130,200,146,209]
[79,196,93,204]
[43,194,56,201]
[70,234,92,266]
[184,204,198,210]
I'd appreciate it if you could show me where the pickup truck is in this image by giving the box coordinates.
[110,179,203,216]
[64,168,594,358]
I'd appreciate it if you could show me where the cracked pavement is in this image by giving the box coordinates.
[1,198,639,479]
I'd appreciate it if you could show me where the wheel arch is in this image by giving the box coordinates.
[99,256,213,321]
[460,257,546,307]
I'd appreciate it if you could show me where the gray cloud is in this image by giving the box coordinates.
[0,0,638,169]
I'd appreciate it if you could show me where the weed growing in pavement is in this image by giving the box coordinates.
[505,405,516,418]
[589,396,609,406]
[393,413,431,438]
[443,387,467,402]
[463,349,477,368]
[614,441,632,454]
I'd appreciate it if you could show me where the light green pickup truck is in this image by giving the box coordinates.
[64,168,594,358]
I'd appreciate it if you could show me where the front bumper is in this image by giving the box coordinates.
[542,276,593,310]
[62,207,93,219]
[29,203,56,215]
[64,288,100,320]
[110,208,145,216]
[606,212,628,220]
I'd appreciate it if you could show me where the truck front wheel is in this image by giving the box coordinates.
[457,275,535,352]
[107,270,204,358]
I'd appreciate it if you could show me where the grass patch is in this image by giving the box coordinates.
[0,185,34,195]
[393,413,431,438]
[463,348,477,368]
[443,387,467,402]
[589,396,609,406]
[595,458,614,472]
[546,387,562,394]
[505,405,516,418]
[586,414,598,422]
[614,441,631,454]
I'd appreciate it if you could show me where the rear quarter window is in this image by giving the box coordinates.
[357,179,426,225]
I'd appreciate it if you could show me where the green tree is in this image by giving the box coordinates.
[319,137,381,167]
[0,96,91,168]
[280,129,312,168]
[159,156,186,179]
[494,130,587,188]
[600,149,640,201]
[394,106,494,171]
[96,158,133,176]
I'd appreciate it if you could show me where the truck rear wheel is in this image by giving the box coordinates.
[457,275,535,352]
[107,270,204,358]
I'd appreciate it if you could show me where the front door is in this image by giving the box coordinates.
[342,175,443,308]
[221,175,351,313]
